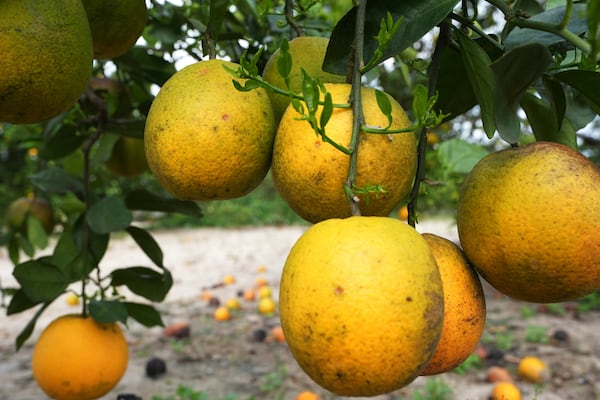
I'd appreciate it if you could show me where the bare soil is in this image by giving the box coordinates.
[2,220,600,400]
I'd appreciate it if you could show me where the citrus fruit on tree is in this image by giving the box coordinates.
[272,83,417,223]
[81,0,148,59]
[31,314,128,400]
[420,233,486,375]
[144,59,276,200]
[0,0,93,124]
[279,217,444,396]
[262,36,346,120]
[105,137,149,177]
[457,141,600,303]
[5,197,55,234]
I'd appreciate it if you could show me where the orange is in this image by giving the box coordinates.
[295,390,320,400]
[279,216,443,396]
[0,0,93,124]
[81,0,147,59]
[398,205,409,221]
[31,314,128,400]
[257,297,276,315]
[258,285,273,299]
[242,289,256,302]
[223,274,236,285]
[5,197,55,234]
[65,293,80,307]
[517,356,549,383]
[270,326,286,343]
[200,291,212,302]
[457,141,600,303]
[105,137,149,177]
[490,382,522,400]
[144,59,276,201]
[214,306,231,321]
[255,276,269,287]
[225,298,242,311]
[272,83,417,223]
[262,36,346,120]
[420,233,486,375]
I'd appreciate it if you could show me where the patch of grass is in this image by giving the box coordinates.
[524,325,549,344]
[408,378,454,400]
[453,353,484,375]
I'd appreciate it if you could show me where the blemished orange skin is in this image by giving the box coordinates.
[457,141,600,303]
[272,83,417,224]
[144,59,276,201]
[420,233,486,375]
[279,217,444,396]
[32,314,128,400]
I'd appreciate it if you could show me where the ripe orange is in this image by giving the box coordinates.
[223,274,236,285]
[144,59,276,201]
[255,276,268,287]
[270,326,286,343]
[420,233,486,375]
[200,291,212,302]
[457,141,600,303]
[257,297,276,315]
[0,0,93,124]
[242,289,256,302]
[295,390,320,400]
[517,356,549,383]
[272,83,417,223]
[490,382,522,400]
[262,36,345,120]
[214,306,231,321]
[32,314,128,400]
[398,205,409,221]
[225,298,242,311]
[65,292,80,307]
[258,285,273,299]
[279,217,443,396]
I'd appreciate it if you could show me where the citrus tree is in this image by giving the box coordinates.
[1,0,600,397]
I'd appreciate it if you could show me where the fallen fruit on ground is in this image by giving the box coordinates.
[490,382,522,400]
[257,297,276,315]
[82,0,147,59]
[295,390,320,400]
[144,59,276,200]
[517,356,549,384]
[214,306,231,321]
[279,217,443,396]
[421,233,486,375]
[270,326,286,343]
[242,289,256,302]
[272,84,417,223]
[258,285,273,299]
[5,197,55,234]
[486,366,514,383]
[31,314,128,400]
[223,274,236,285]
[105,137,149,177]
[457,141,600,303]
[225,298,242,310]
[0,0,93,124]
[262,36,345,120]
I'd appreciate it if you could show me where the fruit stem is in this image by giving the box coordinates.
[407,21,451,227]
[345,0,368,216]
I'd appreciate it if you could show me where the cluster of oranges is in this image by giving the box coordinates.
[485,355,550,400]
[140,32,600,397]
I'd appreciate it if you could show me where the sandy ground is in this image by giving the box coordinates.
[2,219,600,400]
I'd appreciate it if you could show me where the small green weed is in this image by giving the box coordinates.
[524,325,549,344]
[453,353,484,375]
[410,378,454,400]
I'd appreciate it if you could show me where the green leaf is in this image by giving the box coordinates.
[92,132,121,165]
[18,234,34,258]
[324,0,460,74]
[435,45,477,120]
[520,92,578,149]
[455,29,496,138]
[320,91,334,130]
[30,168,84,195]
[437,139,488,175]
[13,258,69,303]
[41,123,86,161]
[7,288,42,315]
[111,267,173,302]
[114,47,177,87]
[87,196,133,234]
[89,300,128,324]
[26,215,49,250]
[490,43,552,143]
[123,302,164,327]
[374,89,393,128]
[208,0,229,40]
[126,226,164,268]
[554,70,600,111]
[301,69,320,113]
[504,4,588,49]
[125,189,203,216]
[542,74,566,128]
[15,302,50,350]
[276,38,293,83]
[8,234,20,265]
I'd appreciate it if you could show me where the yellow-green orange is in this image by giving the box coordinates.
[82,0,147,59]
[262,36,346,120]
[421,233,486,375]
[32,314,128,400]
[5,197,54,234]
[106,137,149,177]
[272,83,417,223]
[144,59,276,200]
[457,141,600,303]
[279,217,444,396]
[0,0,93,124]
